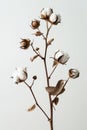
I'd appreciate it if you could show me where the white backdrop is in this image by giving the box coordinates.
[0,0,87,130]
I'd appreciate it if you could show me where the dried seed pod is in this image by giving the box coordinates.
[33,31,43,36]
[33,75,37,80]
[20,39,30,49]
[69,69,80,79]
[31,19,40,29]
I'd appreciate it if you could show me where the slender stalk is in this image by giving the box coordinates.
[43,21,53,130]
[49,65,57,79]
[24,81,50,121]
[56,77,70,98]
[31,42,44,60]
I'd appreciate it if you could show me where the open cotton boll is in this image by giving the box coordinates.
[11,67,28,84]
[49,13,58,23]
[17,67,27,73]
[55,50,64,59]
[18,71,27,81]
[54,50,69,64]
[40,8,47,19]
[17,67,27,81]
[58,53,69,64]
[45,8,53,17]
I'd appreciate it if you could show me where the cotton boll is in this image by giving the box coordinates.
[18,71,27,81]
[17,67,27,81]
[12,67,28,84]
[54,50,69,65]
[59,53,69,64]
[17,67,27,73]
[49,13,58,23]
[55,50,63,59]
[56,14,61,23]
[45,8,53,17]
[40,8,47,19]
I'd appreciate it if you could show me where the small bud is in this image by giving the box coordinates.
[69,69,80,79]
[36,47,39,51]
[45,8,53,17]
[47,38,54,45]
[33,31,43,36]
[31,19,40,29]
[20,39,30,49]
[33,75,37,80]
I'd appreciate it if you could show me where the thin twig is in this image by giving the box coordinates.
[24,81,50,121]
[46,23,52,39]
[31,42,44,60]
[37,28,46,40]
[49,66,57,79]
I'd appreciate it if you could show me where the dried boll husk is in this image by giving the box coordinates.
[20,39,30,49]
[69,69,80,79]
[31,19,40,29]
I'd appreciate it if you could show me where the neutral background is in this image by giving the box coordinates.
[0,0,87,130]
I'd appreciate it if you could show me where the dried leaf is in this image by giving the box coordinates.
[27,104,36,112]
[30,55,38,62]
[47,38,54,45]
[45,86,55,95]
[55,80,65,96]
[52,97,59,105]
[58,88,65,95]
[52,60,59,67]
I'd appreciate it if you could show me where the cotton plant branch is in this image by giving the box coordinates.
[24,81,50,120]
[43,21,54,130]
[11,7,80,130]
[48,65,58,79]
[30,42,44,60]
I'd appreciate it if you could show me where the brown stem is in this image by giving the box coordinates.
[49,66,57,79]
[44,59,53,130]
[43,21,53,130]
[56,77,70,97]
[46,23,52,39]
[24,81,50,121]
[37,28,46,40]
[31,42,44,60]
